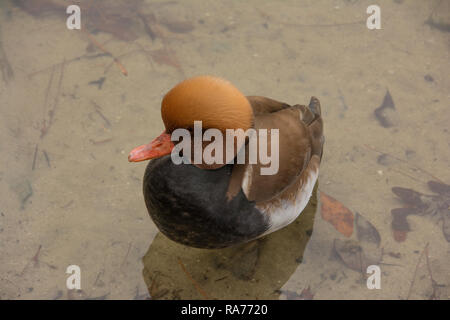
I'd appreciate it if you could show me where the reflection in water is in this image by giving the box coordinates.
[142,185,318,299]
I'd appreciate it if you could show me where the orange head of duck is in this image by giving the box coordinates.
[128,76,254,167]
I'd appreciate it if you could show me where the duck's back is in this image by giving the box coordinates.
[235,96,324,234]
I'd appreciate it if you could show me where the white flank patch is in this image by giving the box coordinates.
[260,169,319,236]
[241,164,253,198]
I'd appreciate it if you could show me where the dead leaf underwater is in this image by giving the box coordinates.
[320,192,354,237]
[320,192,383,272]
[391,180,450,242]
[333,239,382,273]
[374,89,397,128]
[332,213,382,273]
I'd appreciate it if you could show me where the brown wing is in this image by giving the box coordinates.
[227,96,324,203]
[246,96,291,115]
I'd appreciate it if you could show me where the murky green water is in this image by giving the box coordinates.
[1,0,449,299]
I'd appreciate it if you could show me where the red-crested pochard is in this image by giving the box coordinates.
[129,76,324,248]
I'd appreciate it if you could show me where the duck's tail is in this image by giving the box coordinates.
[304,97,324,161]
[308,96,321,118]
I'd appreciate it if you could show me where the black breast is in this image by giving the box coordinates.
[143,156,269,248]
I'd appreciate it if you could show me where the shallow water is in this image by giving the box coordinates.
[0,0,449,300]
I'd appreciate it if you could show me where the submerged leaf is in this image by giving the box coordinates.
[391,207,416,242]
[333,239,382,273]
[298,286,315,300]
[320,192,354,237]
[428,180,450,196]
[374,89,397,128]
[392,187,425,207]
[280,287,314,300]
[355,212,381,247]
[442,209,450,242]
[391,180,450,242]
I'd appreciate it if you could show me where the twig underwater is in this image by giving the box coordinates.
[363,144,444,184]
[177,258,210,299]
[406,243,440,300]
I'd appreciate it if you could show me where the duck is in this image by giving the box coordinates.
[128,75,324,249]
